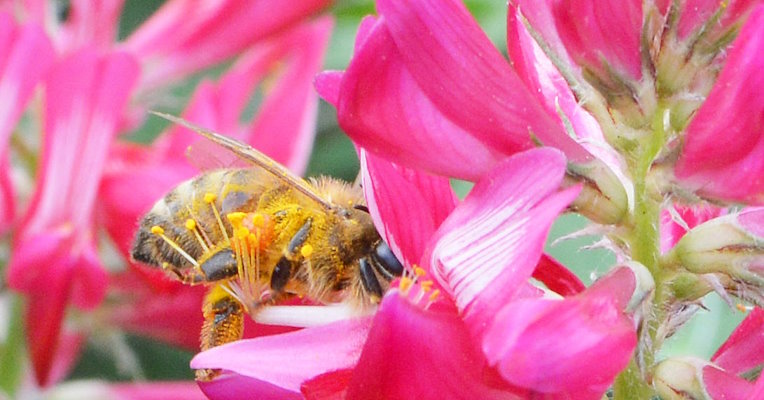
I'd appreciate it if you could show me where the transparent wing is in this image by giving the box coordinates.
[152,111,333,211]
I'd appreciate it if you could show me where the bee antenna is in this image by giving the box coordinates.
[353,205,369,213]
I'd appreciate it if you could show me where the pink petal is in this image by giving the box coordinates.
[125,0,331,88]
[360,149,457,267]
[548,0,642,80]
[659,203,726,253]
[0,13,55,230]
[506,5,623,167]
[199,374,303,400]
[674,6,764,205]
[429,148,580,336]
[677,0,760,39]
[345,293,518,400]
[702,365,756,400]
[483,267,637,395]
[112,382,207,400]
[376,0,574,156]
[334,17,505,181]
[247,18,332,175]
[191,317,371,394]
[62,0,125,51]
[300,369,352,400]
[737,207,764,238]
[711,307,764,375]
[532,253,585,296]
[314,70,342,107]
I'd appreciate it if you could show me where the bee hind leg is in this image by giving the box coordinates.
[196,285,245,381]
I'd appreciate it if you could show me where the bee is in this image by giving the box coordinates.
[131,113,404,379]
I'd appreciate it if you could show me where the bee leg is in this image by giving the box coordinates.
[269,218,312,294]
[196,285,244,381]
[161,262,206,285]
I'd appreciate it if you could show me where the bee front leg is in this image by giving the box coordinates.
[196,285,245,381]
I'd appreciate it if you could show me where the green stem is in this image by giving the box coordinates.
[0,295,26,398]
[613,106,668,399]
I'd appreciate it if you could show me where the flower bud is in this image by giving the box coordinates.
[565,159,629,225]
[654,358,710,400]
[672,209,764,287]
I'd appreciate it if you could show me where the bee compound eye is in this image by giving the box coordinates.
[372,241,404,278]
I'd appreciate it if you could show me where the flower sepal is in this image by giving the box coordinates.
[565,159,629,225]
[671,209,764,290]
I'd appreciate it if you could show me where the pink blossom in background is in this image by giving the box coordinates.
[6,49,139,386]
[0,13,54,232]
[123,0,331,89]
[0,0,335,389]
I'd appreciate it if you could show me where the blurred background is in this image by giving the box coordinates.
[0,0,745,389]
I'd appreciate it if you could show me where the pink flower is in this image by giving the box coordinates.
[190,147,647,399]
[6,49,139,386]
[673,6,764,204]
[655,308,764,400]
[315,0,629,224]
[123,0,332,89]
[660,204,726,253]
[0,13,54,232]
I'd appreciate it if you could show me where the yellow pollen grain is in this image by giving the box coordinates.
[227,212,247,227]
[414,266,426,277]
[235,227,250,239]
[300,244,314,258]
[251,213,265,228]
[204,193,217,203]
[185,219,196,230]
[736,303,748,313]
[150,225,164,235]
[429,289,440,302]
[399,276,413,292]
[421,280,434,292]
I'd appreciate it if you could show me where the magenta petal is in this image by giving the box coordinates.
[199,373,302,400]
[483,268,637,395]
[64,0,124,50]
[337,18,504,180]
[345,293,516,400]
[126,0,331,88]
[0,14,55,231]
[360,149,457,267]
[711,307,764,375]
[430,148,580,335]
[314,70,342,107]
[506,6,620,167]
[376,0,569,156]
[677,0,760,39]
[659,204,726,253]
[702,365,756,400]
[674,6,764,204]
[300,369,352,400]
[549,0,642,80]
[532,253,585,296]
[191,317,371,394]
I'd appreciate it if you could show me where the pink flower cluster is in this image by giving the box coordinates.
[0,0,332,395]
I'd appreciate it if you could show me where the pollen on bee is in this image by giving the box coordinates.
[203,193,217,203]
[251,213,265,228]
[235,227,250,239]
[185,219,196,230]
[300,244,314,258]
[150,225,165,235]
[227,212,247,227]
